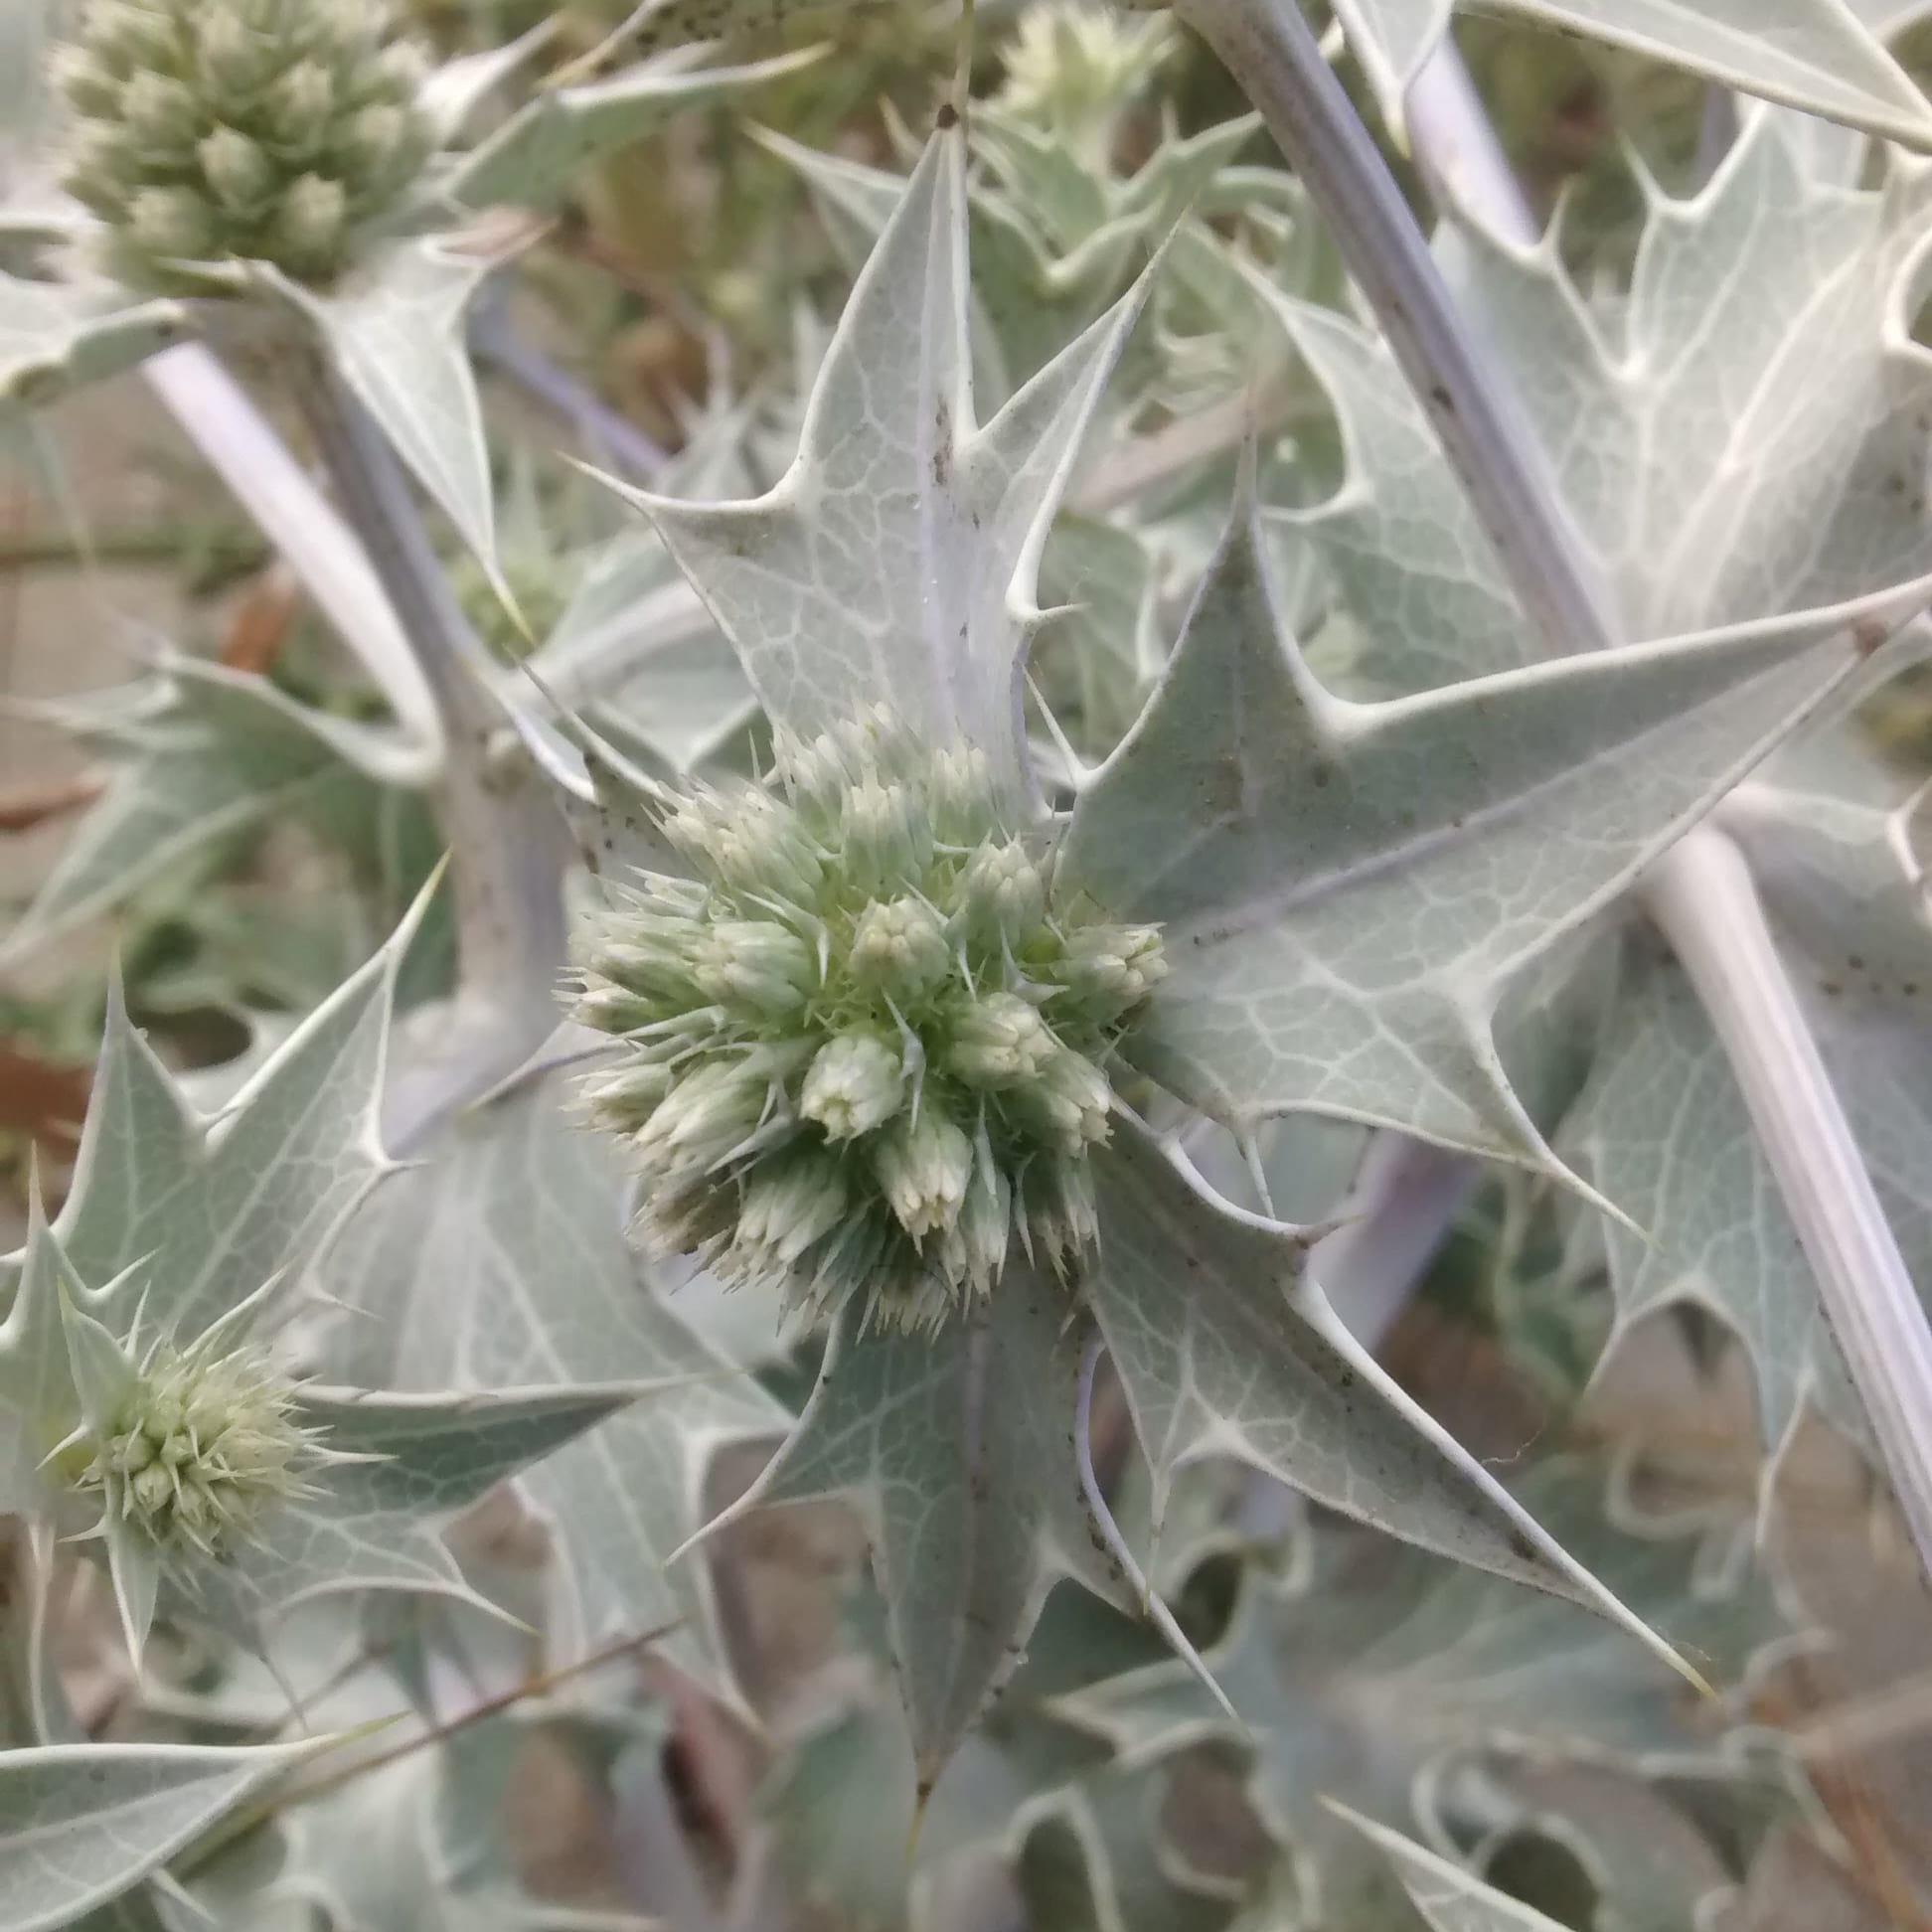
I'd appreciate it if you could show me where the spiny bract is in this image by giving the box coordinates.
[65,1329,323,1558]
[56,0,434,290]
[573,709,1168,1331]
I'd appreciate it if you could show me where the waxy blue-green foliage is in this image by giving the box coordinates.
[2,0,1930,1926]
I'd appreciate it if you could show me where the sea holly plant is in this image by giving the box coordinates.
[6,0,1932,1925]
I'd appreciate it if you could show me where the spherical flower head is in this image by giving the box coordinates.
[58,0,435,292]
[71,1333,320,1559]
[570,712,1167,1332]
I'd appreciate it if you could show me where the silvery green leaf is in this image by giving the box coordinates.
[314,1080,784,1692]
[417,23,560,145]
[0,668,352,967]
[1062,494,1924,1167]
[1087,1119,1693,1680]
[1565,731,1932,1451]
[1057,1457,1780,1919]
[446,45,824,211]
[0,276,190,406]
[598,128,1149,805]
[270,238,501,579]
[1262,110,1932,695]
[1850,0,1932,34]
[0,1738,312,1932]
[711,1272,1120,1784]
[182,1384,642,1645]
[1334,0,1932,147]
[1330,1803,1567,1931]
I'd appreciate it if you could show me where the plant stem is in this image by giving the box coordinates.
[142,344,442,783]
[1195,5,1932,1574]
[291,354,570,1150]
[1168,0,1616,656]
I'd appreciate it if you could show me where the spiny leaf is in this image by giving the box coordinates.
[1062,492,1926,1165]
[1265,108,1932,695]
[1563,729,1932,1452]
[1086,1121,1701,1685]
[1328,1801,1569,1931]
[447,45,824,211]
[1332,0,1932,148]
[0,1738,313,1932]
[707,1271,1122,1784]
[0,277,190,407]
[0,668,353,968]
[597,127,1150,807]
[314,1079,785,1694]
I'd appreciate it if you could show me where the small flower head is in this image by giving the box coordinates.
[572,713,1167,1331]
[996,2,1176,157]
[69,1331,322,1559]
[58,0,434,291]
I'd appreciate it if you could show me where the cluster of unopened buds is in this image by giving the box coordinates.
[59,1325,326,1560]
[574,710,1168,1332]
[56,0,434,290]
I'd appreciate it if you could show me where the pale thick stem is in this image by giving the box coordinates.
[142,344,443,776]
[294,357,569,1150]
[1648,831,1932,1566]
[1385,37,1932,1572]
[1169,0,1618,655]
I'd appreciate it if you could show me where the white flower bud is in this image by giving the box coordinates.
[265,63,336,148]
[927,742,999,846]
[1023,1048,1113,1154]
[199,14,274,96]
[128,185,217,261]
[694,920,816,1015]
[338,102,409,185]
[370,39,431,101]
[199,126,275,214]
[842,778,932,895]
[956,839,1046,946]
[848,895,950,997]
[91,2,181,72]
[1021,1153,1100,1270]
[801,1032,903,1141]
[667,786,824,903]
[581,1061,677,1133]
[574,983,663,1035]
[1049,920,1168,1022]
[271,173,348,269]
[946,990,1056,1088]
[734,1150,849,1272]
[120,71,202,150]
[943,1136,1013,1296]
[638,1057,771,1176]
[52,46,123,117]
[874,1108,974,1242]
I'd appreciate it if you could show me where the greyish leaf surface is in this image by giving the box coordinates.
[1264,108,1932,695]
[713,1272,1121,1783]
[1086,1122,1696,1683]
[447,45,822,210]
[273,238,501,578]
[0,1739,310,1932]
[1056,1459,1778,1921]
[601,127,1148,805]
[1062,494,1923,1164]
[1333,0,1932,146]
[0,276,189,405]
[1564,729,1932,1450]
[315,1078,785,1691]
[1330,1803,1569,1932]
[0,669,352,967]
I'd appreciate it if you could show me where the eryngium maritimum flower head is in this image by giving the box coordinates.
[574,708,1168,1332]
[56,0,434,290]
[69,1329,323,1558]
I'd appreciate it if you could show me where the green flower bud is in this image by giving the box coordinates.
[338,102,410,187]
[927,742,1000,847]
[801,1032,903,1141]
[956,839,1046,946]
[875,1107,974,1242]
[574,983,663,1035]
[694,920,816,1015]
[592,912,701,1007]
[127,185,218,262]
[370,40,431,102]
[665,786,824,903]
[842,778,932,895]
[199,14,274,96]
[733,1149,849,1273]
[51,45,121,117]
[581,1061,677,1134]
[120,70,202,151]
[199,126,276,215]
[946,990,1057,1088]
[848,895,951,997]
[1048,921,1169,1023]
[272,173,348,269]
[265,63,336,148]
[942,1135,1014,1296]
[91,2,182,72]
[638,1057,772,1177]
[1023,1048,1113,1154]
[1020,1153,1100,1272]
